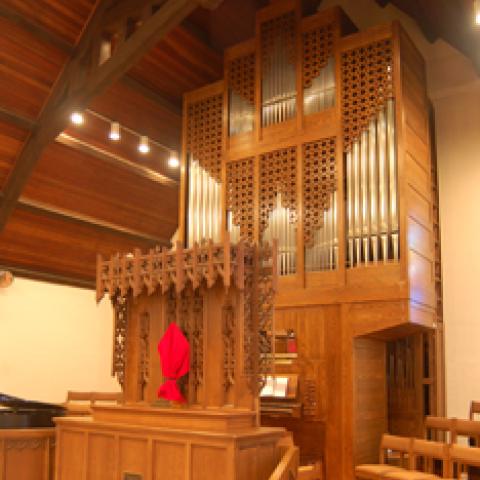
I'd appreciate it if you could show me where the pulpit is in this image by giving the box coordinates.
[54,239,287,480]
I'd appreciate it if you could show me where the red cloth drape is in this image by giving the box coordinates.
[157,322,190,403]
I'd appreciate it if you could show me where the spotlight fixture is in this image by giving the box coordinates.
[138,135,150,154]
[168,151,180,168]
[70,111,84,125]
[476,0,480,24]
[109,121,121,141]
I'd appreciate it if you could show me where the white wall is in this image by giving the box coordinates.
[0,277,120,404]
[435,81,480,420]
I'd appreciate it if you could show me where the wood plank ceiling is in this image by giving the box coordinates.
[0,0,477,287]
[0,0,230,287]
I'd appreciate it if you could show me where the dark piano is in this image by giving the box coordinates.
[0,392,66,428]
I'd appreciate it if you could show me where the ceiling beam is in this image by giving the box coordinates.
[16,197,170,246]
[0,3,74,55]
[0,0,210,230]
[0,107,36,131]
[120,75,182,116]
[56,133,178,187]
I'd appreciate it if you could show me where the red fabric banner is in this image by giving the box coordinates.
[157,322,190,403]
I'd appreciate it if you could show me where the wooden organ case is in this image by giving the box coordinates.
[178,1,444,479]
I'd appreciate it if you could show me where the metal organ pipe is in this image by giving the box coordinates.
[387,98,399,260]
[303,57,336,115]
[186,159,222,247]
[305,191,338,272]
[263,194,296,276]
[346,101,399,267]
[262,37,296,127]
[229,91,254,136]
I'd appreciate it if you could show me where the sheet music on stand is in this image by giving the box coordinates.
[260,376,289,398]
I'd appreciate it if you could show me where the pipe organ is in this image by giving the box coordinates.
[180,2,442,479]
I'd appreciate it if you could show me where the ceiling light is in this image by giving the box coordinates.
[70,111,84,125]
[138,136,150,154]
[109,121,121,141]
[168,151,180,168]
[475,0,480,24]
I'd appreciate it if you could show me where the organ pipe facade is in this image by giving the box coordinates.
[180,4,412,279]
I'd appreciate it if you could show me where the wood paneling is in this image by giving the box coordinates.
[353,338,387,465]
[22,141,178,241]
[0,17,67,119]
[1,0,95,45]
[55,415,282,480]
[87,434,116,480]
[129,25,223,104]
[118,438,148,478]
[153,442,186,480]
[90,79,182,151]
[0,207,158,282]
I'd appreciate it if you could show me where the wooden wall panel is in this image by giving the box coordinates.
[191,446,228,480]
[0,429,54,480]
[400,30,435,311]
[353,338,387,466]
[274,306,328,420]
[118,438,149,478]
[90,79,182,152]
[153,442,186,480]
[407,218,434,260]
[23,141,178,240]
[0,18,67,118]
[129,26,223,105]
[55,419,283,480]
[87,434,115,480]
[58,431,86,480]
[0,207,157,282]
[1,0,95,45]
[408,249,435,307]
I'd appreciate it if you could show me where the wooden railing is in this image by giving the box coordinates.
[269,443,300,480]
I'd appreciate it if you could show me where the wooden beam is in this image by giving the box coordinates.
[120,75,182,116]
[0,3,74,55]
[0,0,205,230]
[0,106,35,131]
[16,197,171,246]
[56,133,179,187]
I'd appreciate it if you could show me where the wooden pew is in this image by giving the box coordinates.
[355,435,412,480]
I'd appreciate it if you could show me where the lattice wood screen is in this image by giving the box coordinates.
[303,137,337,247]
[303,23,335,88]
[259,147,297,235]
[261,11,297,74]
[186,93,223,182]
[226,157,255,240]
[227,53,255,104]
[341,38,394,150]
